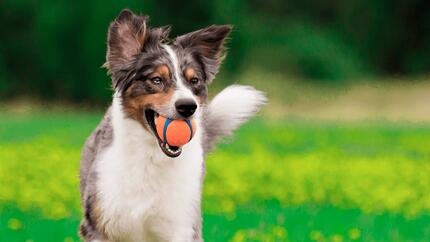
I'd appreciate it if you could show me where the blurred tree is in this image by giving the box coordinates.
[0,0,429,102]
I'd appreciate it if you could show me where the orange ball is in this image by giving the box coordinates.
[155,115,196,147]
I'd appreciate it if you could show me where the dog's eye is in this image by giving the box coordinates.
[150,77,163,85]
[190,77,199,84]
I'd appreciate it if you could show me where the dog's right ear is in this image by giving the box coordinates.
[104,9,148,75]
[175,25,232,83]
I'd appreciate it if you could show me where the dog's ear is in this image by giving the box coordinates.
[104,9,148,75]
[176,25,232,83]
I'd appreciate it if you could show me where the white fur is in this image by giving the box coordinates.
[95,94,204,242]
[163,44,198,109]
[206,85,267,137]
[93,84,265,241]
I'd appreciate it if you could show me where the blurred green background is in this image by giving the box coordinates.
[1,0,430,102]
[1,1,430,242]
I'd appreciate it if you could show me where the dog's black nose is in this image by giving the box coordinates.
[175,99,197,118]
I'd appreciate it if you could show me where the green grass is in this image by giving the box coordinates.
[1,110,430,241]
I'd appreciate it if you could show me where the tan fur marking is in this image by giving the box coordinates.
[184,67,197,81]
[151,65,170,80]
[91,197,107,235]
[123,88,174,130]
[122,64,173,128]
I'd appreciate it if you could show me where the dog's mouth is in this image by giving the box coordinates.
[144,109,182,158]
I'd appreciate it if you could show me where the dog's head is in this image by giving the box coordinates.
[103,9,231,157]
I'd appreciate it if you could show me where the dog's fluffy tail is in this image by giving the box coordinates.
[203,85,266,152]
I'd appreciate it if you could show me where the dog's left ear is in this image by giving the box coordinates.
[176,25,232,82]
[104,9,148,76]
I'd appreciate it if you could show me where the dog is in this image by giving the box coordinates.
[79,9,266,242]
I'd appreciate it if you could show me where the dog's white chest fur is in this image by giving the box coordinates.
[95,98,204,242]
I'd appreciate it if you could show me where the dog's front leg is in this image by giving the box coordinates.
[149,210,202,242]
[151,220,202,242]
[170,228,200,242]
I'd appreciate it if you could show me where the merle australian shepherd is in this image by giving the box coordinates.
[79,9,266,242]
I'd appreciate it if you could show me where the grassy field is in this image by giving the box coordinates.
[1,109,430,242]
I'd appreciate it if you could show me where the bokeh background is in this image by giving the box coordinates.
[1,1,430,241]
